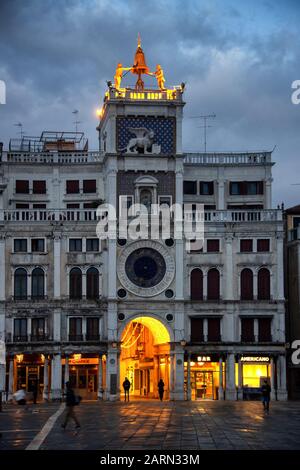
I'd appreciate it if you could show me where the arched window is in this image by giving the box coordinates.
[31,268,45,299]
[87,267,99,299]
[70,268,82,299]
[207,268,220,300]
[190,269,203,300]
[14,268,27,299]
[258,268,271,300]
[240,268,254,300]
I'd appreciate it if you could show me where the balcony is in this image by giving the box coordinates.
[86,334,100,341]
[1,150,103,164]
[13,335,28,342]
[30,334,50,342]
[1,208,283,224]
[184,151,272,165]
[288,226,300,241]
[68,334,84,342]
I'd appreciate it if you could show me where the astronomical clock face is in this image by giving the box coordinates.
[118,240,175,297]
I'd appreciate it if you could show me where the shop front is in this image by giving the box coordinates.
[62,354,106,401]
[237,355,271,400]
[184,354,224,400]
[14,353,45,399]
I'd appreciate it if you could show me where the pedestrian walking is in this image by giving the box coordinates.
[30,379,38,405]
[261,379,271,412]
[123,377,131,402]
[158,379,165,401]
[61,381,81,430]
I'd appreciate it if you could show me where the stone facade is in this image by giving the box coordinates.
[0,84,287,402]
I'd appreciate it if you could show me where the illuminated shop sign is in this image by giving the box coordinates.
[197,356,211,362]
[241,356,270,363]
[62,358,99,365]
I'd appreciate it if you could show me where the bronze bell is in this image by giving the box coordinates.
[131,34,149,90]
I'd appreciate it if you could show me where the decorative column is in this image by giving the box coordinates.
[0,235,5,300]
[50,353,62,401]
[64,355,69,385]
[173,348,184,400]
[276,234,285,301]
[218,357,224,400]
[270,356,276,401]
[106,302,118,401]
[187,353,191,401]
[97,354,104,399]
[175,167,184,300]
[265,178,272,209]
[225,353,236,400]
[53,233,61,299]
[237,356,243,400]
[43,357,49,401]
[217,179,225,210]
[224,235,234,300]
[276,354,288,401]
[8,355,14,401]
[53,309,61,342]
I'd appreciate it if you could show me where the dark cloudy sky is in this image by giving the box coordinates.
[0,0,300,207]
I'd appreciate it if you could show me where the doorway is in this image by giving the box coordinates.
[120,316,170,400]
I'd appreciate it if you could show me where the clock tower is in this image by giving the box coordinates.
[97,37,186,400]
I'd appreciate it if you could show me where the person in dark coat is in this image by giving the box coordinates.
[158,379,165,401]
[261,379,271,412]
[31,380,38,404]
[61,381,80,429]
[123,377,131,402]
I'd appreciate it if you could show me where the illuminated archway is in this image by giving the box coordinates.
[119,316,171,400]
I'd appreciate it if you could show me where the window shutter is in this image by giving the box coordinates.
[258,181,264,194]
[257,239,270,252]
[240,239,253,252]
[16,180,29,194]
[190,318,204,342]
[207,318,220,341]
[241,318,254,342]
[258,318,272,341]
[207,239,220,252]
[190,269,203,300]
[240,269,254,300]
[66,180,79,194]
[257,268,271,300]
[83,180,96,193]
[207,268,220,300]
[33,180,46,194]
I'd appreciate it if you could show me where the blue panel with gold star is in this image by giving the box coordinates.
[117,116,176,154]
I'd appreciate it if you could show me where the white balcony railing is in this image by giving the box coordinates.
[0,209,282,223]
[1,151,104,164]
[184,152,272,165]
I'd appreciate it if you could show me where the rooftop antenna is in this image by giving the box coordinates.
[189,114,216,152]
[72,109,82,133]
[14,122,24,139]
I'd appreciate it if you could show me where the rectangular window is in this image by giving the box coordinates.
[31,239,45,252]
[86,238,99,252]
[241,318,254,342]
[33,204,47,209]
[14,239,28,252]
[200,181,214,195]
[230,182,242,195]
[83,180,96,193]
[32,180,46,194]
[257,239,270,252]
[158,196,172,207]
[86,317,99,340]
[183,181,197,195]
[16,203,30,209]
[67,203,80,209]
[207,318,221,341]
[191,318,204,343]
[66,180,80,194]
[31,318,45,340]
[69,318,83,341]
[16,180,29,194]
[240,239,253,252]
[207,239,220,252]
[293,216,300,229]
[69,239,82,252]
[258,318,272,342]
[14,318,27,341]
[190,318,204,342]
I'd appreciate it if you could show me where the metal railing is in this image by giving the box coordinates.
[288,226,300,241]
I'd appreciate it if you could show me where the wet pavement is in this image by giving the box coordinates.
[1,400,300,450]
